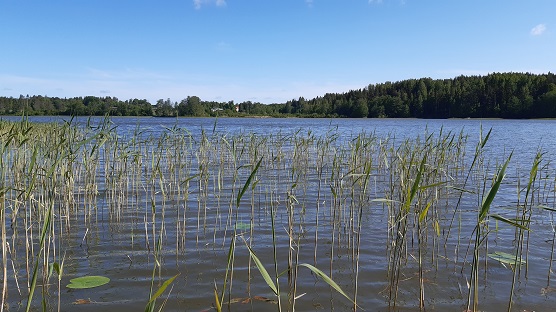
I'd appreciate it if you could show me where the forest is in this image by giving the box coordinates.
[1,72,555,118]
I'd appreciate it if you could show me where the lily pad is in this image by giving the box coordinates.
[235,222,251,231]
[66,276,110,289]
[488,251,526,266]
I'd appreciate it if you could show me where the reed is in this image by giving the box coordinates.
[465,153,511,312]
[2,117,556,311]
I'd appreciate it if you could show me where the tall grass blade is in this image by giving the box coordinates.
[480,128,492,149]
[25,200,53,312]
[538,205,556,213]
[244,241,278,295]
[145,274,180,306]
[237,157,263,207]
[419,202,432,223]
[214,288,222,312]
[479,153,512,222]
[490,214,530,231]
[298,263,361,309]
[403,155,426,212]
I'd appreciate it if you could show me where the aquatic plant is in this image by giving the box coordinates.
[1,117,555,311]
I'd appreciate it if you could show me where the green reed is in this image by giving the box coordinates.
[0,118,105,311]
[2,118,556,311]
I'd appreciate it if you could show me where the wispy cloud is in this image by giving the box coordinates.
[368,0,383,4]
[86,68,170,81]
[0,69,175,101]
[0,70,369,104]
[194,0,227,9]
[531,24,547,36]
[306,0,314,7]
[215,41,233,52]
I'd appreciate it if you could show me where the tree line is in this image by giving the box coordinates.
[1,72,555,118]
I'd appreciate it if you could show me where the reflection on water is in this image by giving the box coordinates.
[2,116,556,311]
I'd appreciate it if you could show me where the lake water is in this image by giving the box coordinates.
[2,116,556,311]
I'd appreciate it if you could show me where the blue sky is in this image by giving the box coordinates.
[1,0,554,104]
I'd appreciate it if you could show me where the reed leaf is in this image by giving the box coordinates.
[214,288,222,312]
[490,214,530,231]
[480,127,492,149]
[244,242,278,296]
[237,157,263,207]
[537,205,556,212]
[298,263,360,309]
[145,274,180,306]
[371,198,400,204]
[25,200,54,312]
[446,185,476,194]
[419,181,447,190]
[402,154,426,212]
[525,152,543,200]
[479,153,512,222]
[419,202,432,223]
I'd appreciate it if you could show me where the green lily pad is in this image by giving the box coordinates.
[66,276,110,289]
[488,251,526,266]
[235,222,251,231]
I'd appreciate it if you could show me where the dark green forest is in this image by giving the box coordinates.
[1,72,555,118]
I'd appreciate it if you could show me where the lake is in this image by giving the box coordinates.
[2,116,556,311]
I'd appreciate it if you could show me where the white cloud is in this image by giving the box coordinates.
[531,24,547,36]
[369,0,383,4]
[0,68,368,105]
[0,69,176,102]
[194,0,226,9]
[215,41,233,52]
[86,68,170,81]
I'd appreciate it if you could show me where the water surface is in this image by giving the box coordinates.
[2,117,556,311]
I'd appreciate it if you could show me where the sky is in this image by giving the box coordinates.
[0,0,555,104]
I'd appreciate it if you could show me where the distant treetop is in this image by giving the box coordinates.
[1,72,554,118]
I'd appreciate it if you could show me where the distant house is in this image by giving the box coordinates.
[211,108,224,112]
[235,105,240,112]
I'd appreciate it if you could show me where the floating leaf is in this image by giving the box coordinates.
[73,299,92,305]
[235,222,251,231]
[66,276,110,289]
[488,251,526,266]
